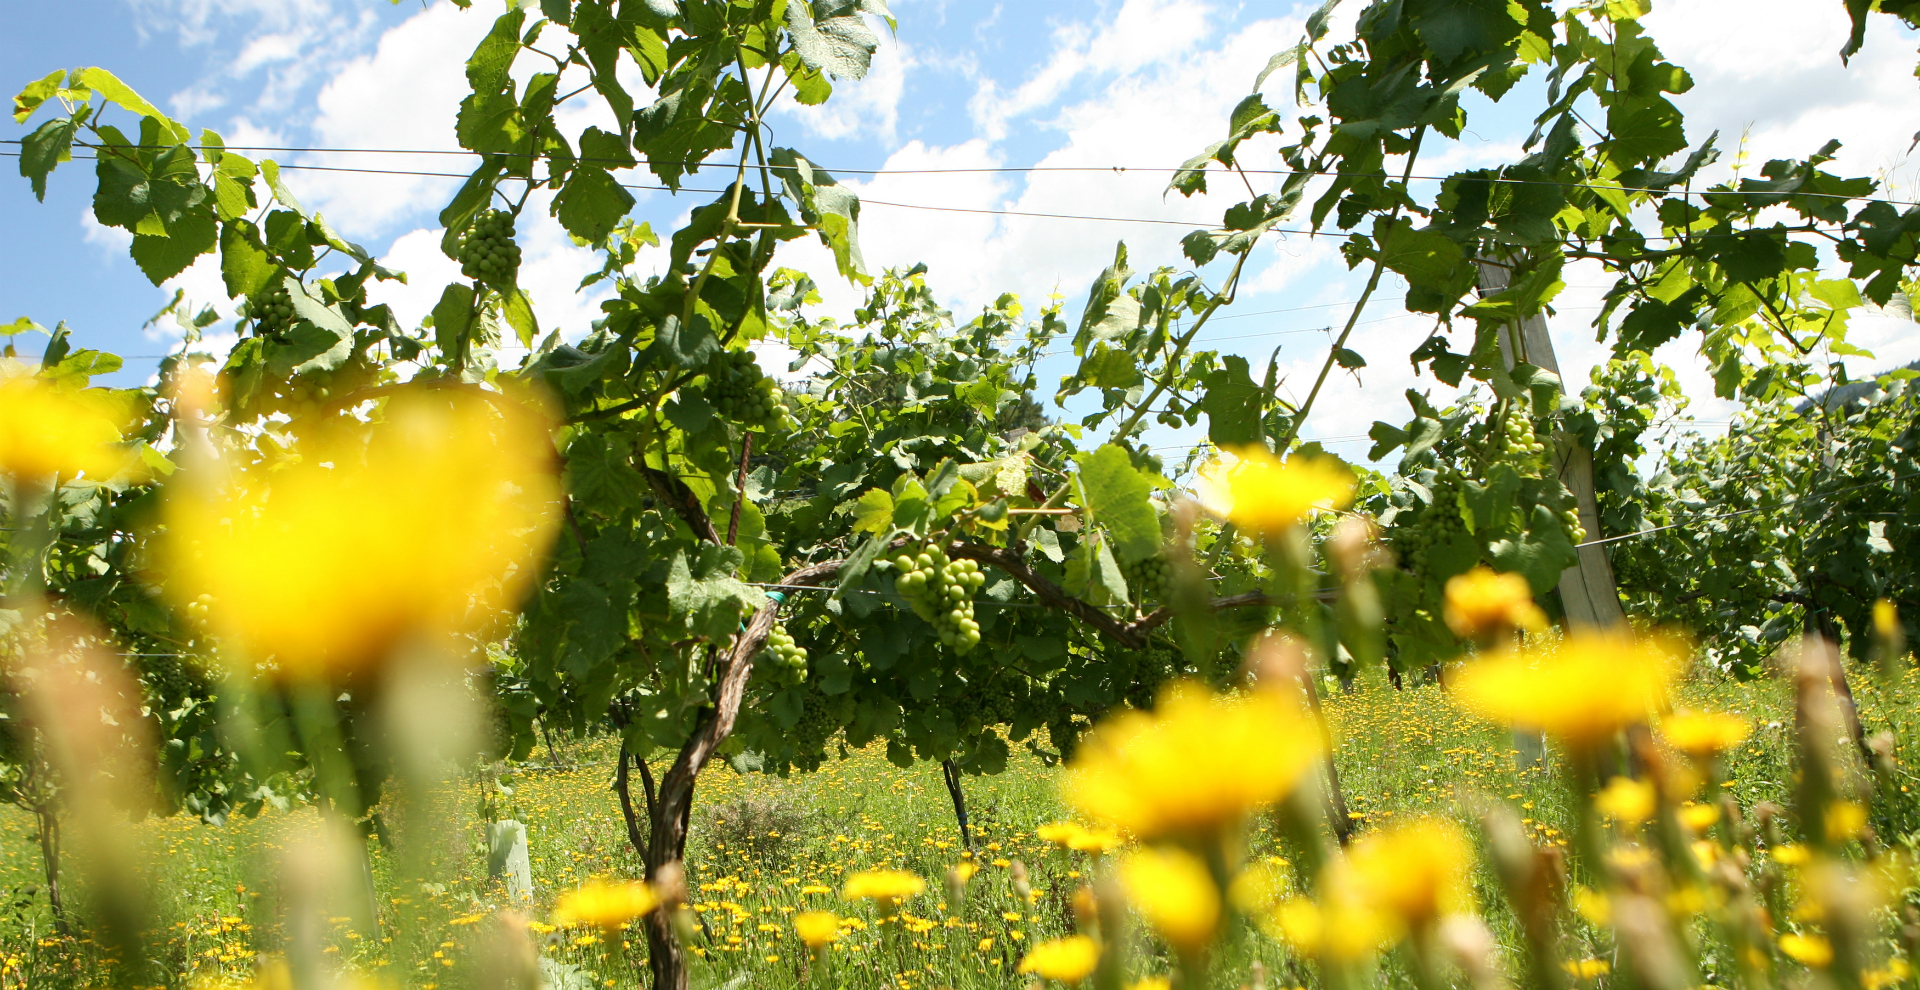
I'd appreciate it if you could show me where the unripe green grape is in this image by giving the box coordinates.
[459,209,522,287]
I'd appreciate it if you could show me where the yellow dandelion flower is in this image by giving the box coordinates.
[1771,844,1811,866]
[0,370,140,481]
[1572,887,1611,927]
[1875,599,1900,638]
[843,869,925,903]
[1340,816,1473,926]
[1678,802,1720,833]
[1035,822,1087,848]
[793,911,839,949]
[1661,711,1752,757]
[1779,932,1833,968]
[154,385,561,679]
[1016,935,1099,984]
[1451,628,1687,747]
[1118,847,1220,958]
[1127,979,1171,990]
[1067,828,1120,855]
[1595,777,1657,824]
[554,881,657,929]
[1563,958,1611,979]
[1064,680,1322,840]
[1195,447,1353,535]
[1825,801,1868,842]
[1443,566,1547,639]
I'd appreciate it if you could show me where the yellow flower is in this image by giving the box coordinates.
[1016,935,1099,984]
[1572,887,1610,927]
[843,869,925,904]
[1563,958,1611,979]
[1067,828,1120,855]
[1339,816,1473,926]
[1443,566,1547,639]
[1195,447,1353,534]
[1451,628,1686,747]
[1595,777,1657,824]
[1771,844,1811,866]
[554,880,658,929]
[154,385,560,679]
[1064,680,1322,840]
[948,861,978,886]
[1875,599,1900,638]
[1118,847,1220,958]
[0,370,139,480]
[1268,896,1389,961]
[1678,802,1720,833]
[1126,979,1171,990]
[1227,860,1290,915]
[1779,932,1833,968]
[1036,822,1087,848]
[793,911,839,949]
[1661,711,1752,757]
[1825,801,1868,842]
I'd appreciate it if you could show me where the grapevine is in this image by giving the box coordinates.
[458,209,522,287]
[892,545,985,653]
[703,349,789,430]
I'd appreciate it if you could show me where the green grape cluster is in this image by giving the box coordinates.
[763,622,808,683]
[1560,506,1588,545]
[1500,411,1549,465]
[459,209,521,286]
[252,279,296,335]
[1120,552,1171,603]
[892,546,985,653]
[1394,474,1467,578]
[704,350,789,429]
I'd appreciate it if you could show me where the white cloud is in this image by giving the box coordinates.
[969,0,1219,142]
[290,1,494,239]
[1644,0,1920,188]
[778,31,912,143]
[80,209,133,256]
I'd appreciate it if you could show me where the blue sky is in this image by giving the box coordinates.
[7,0,1920,457]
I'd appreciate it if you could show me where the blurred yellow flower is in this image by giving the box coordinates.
[1451,628,1687,747]
[1443,566,1547,639]
[1227,860,1290,915]
[1779,932,1833,968]
[1126,979,1171,990]
[793,911,839,949]
[1036,822,1086,847]
[1016,935,1099,984]
[1595,777,1657,824]
[1825,801,1868,842]
[843,869,925,904]
[554,880,657,929]
[1118,847,1220,958]
[1269,896,1388,961]
[1678,802,1720,833]
[1563,958,1611,979]
[1038,821,1122,855]
[1064,680,1322,840]
[0,369,139,481]
[1340,816,1473,926]
[1875,599,1900,638]
[1771,844,1811,866]
[1195,447,1353,534]
[1661,711,1751,757]
[154,385,560,679]
[1572,887,1611,927]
